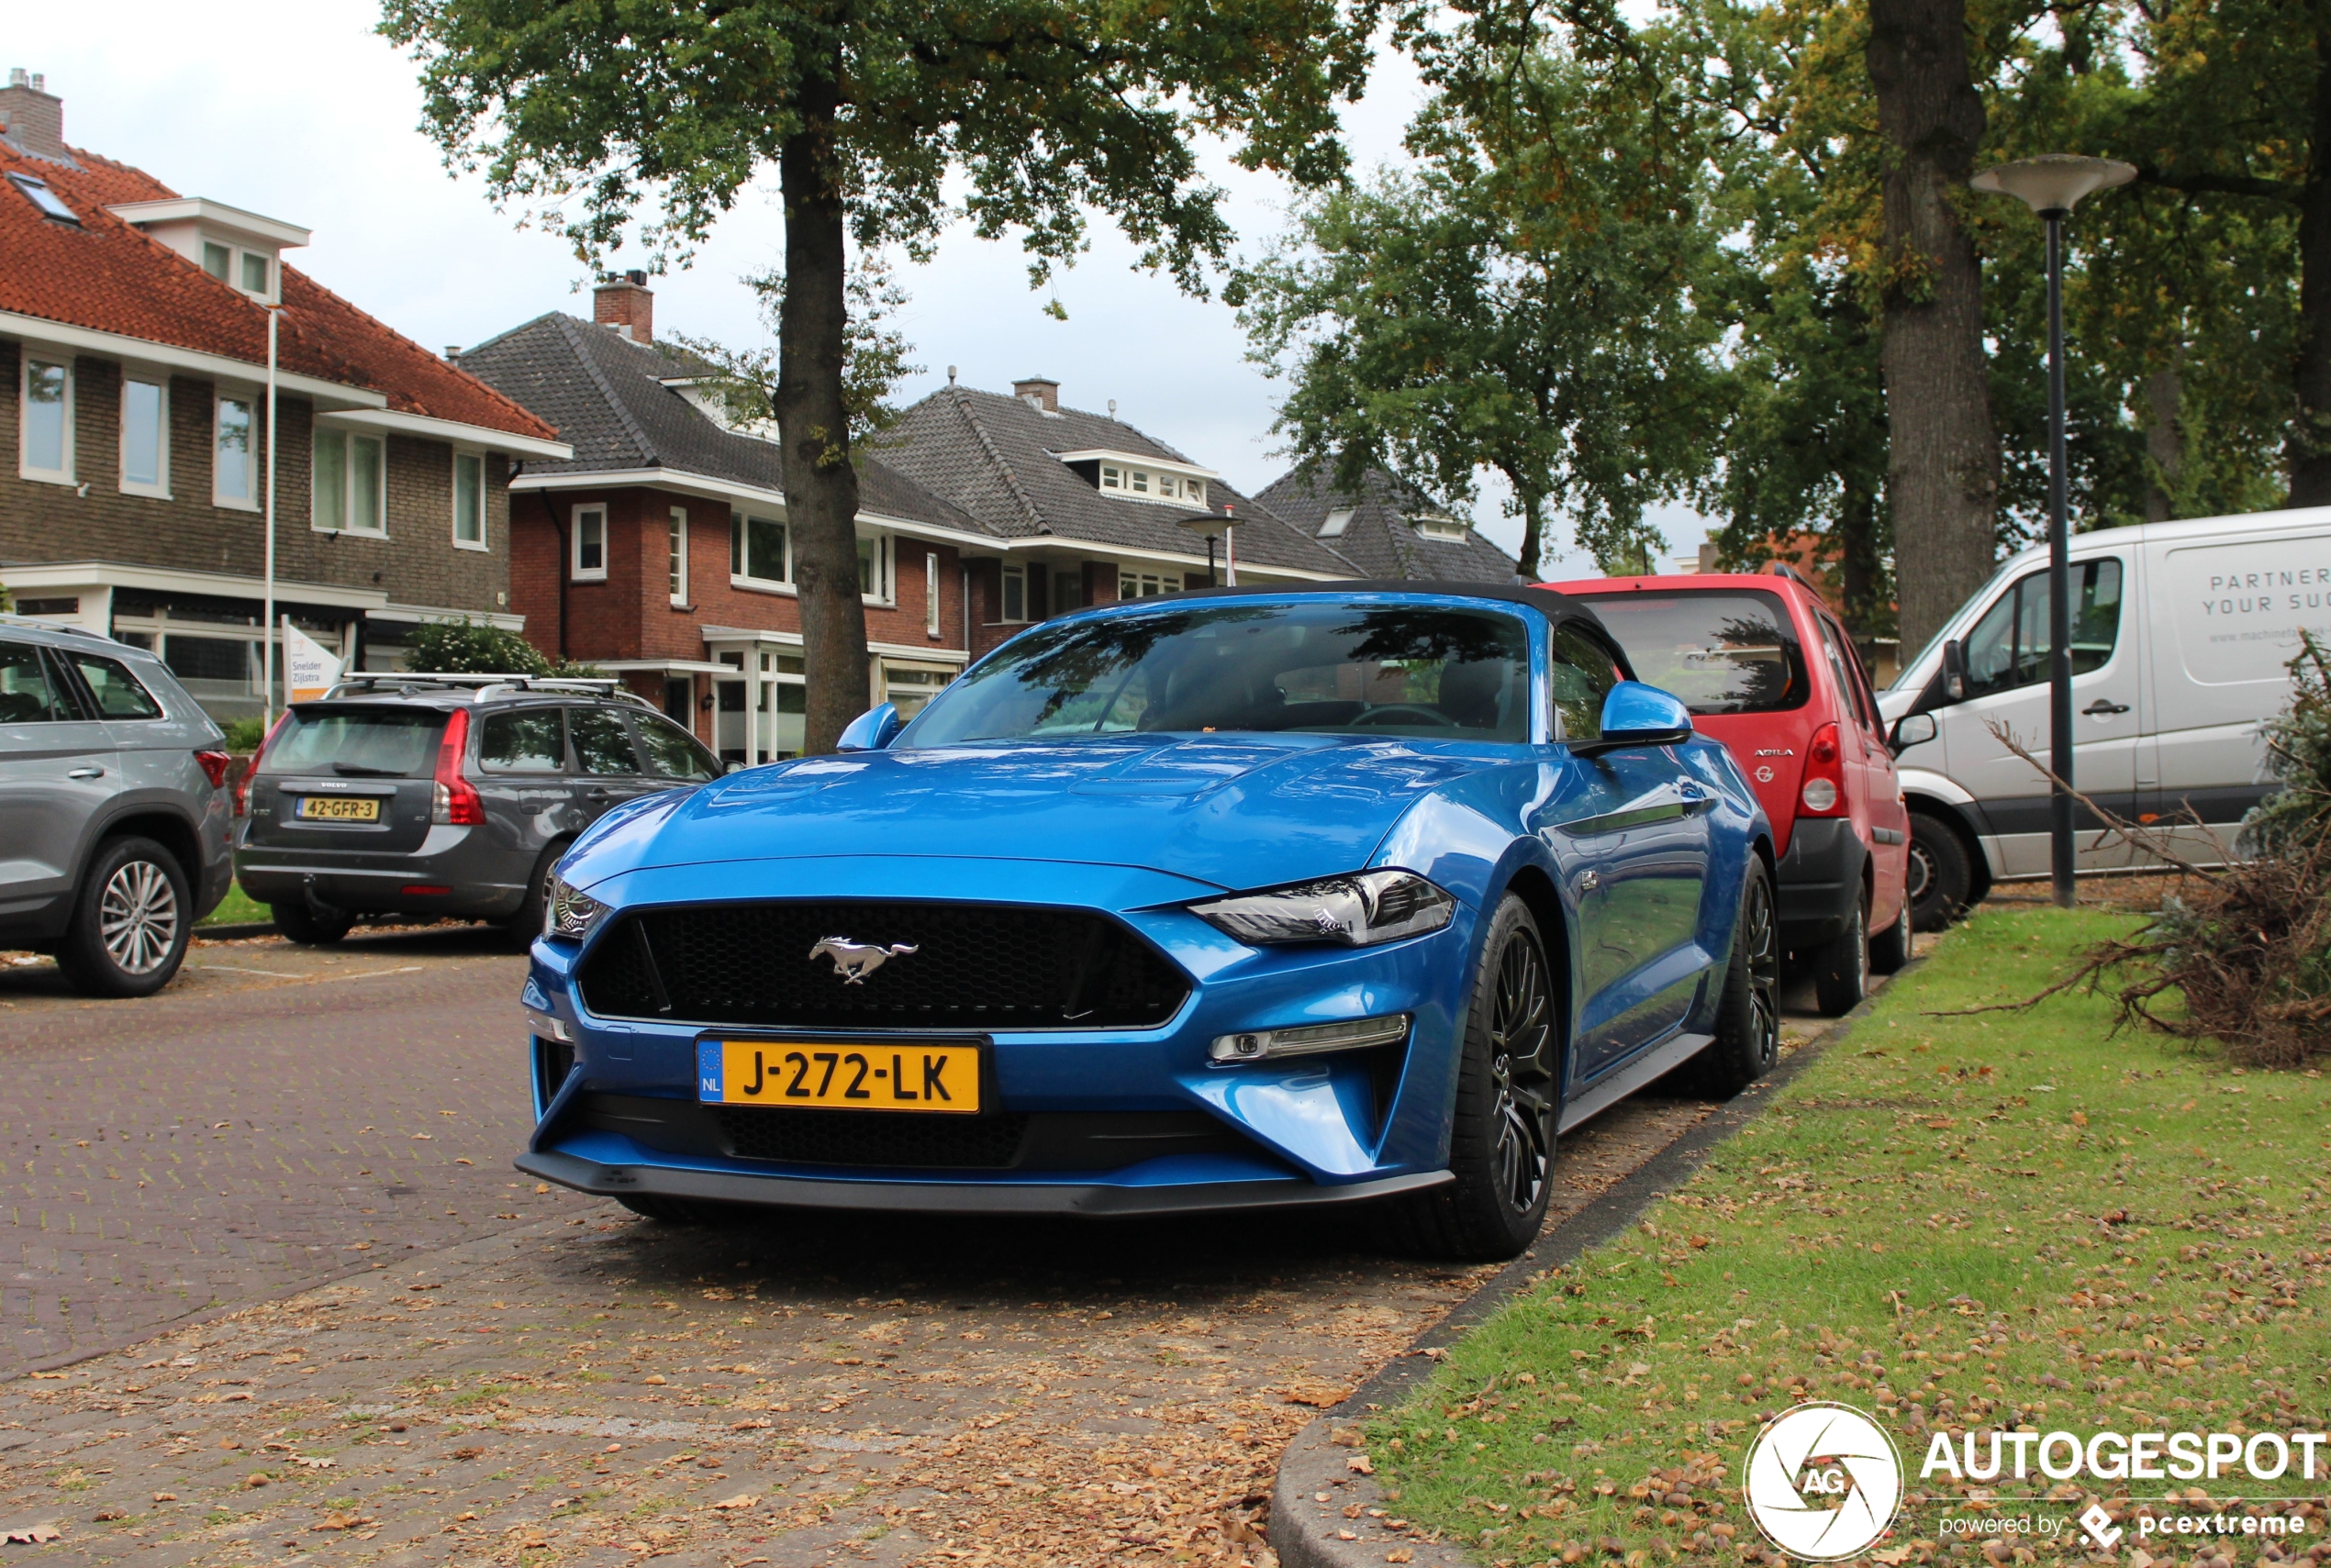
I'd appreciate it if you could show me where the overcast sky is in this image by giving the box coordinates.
[17,2,1710,574]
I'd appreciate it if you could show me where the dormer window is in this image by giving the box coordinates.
[1409,513,1471,540]
[108,196,307,305]
[1059,449,1213,507]
[201,239,274,297]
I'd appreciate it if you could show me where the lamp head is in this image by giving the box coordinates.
[1971,154,2136,216]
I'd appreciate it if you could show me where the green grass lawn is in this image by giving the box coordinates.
[198,881,270,928]
[1368,907,2330,1565]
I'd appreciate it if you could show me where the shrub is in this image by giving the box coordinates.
[404,619,604,680]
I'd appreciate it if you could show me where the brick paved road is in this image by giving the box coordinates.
[0,927,549,1378]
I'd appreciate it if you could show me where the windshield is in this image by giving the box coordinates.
[260,706,444,776]
[904,600,1534,746]
[1573,589,1809,715]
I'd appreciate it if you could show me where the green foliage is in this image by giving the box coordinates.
[668,261,920,453]
[1237,28,1727,576]
[377,0,1384,287]
[2246,634,2331,857]
[404,619,603,680]
[220,717,269,751]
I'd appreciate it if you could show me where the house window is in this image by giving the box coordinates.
[1000,564,1026,623]
[7,172,78,224]
[731,511,788,586]
[1130,470,1149,494]
[1100,465,1121,489]
[925,552,941,636]
[311,427,385,534]
[452,451,486,548]
[1054,570,1082,612]
[120,376,167,495]
[1119,571,1172,599]
[668,507,688,603]
[572,505,608,581]
[215,396,254,506]
[858,533,894,602]
[1319,508,1355,538]
[240,252,270,294]
[203,241,231,281]
[20,357,71,482]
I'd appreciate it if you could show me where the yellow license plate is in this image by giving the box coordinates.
[295,795,381,821]
[698,1040,982,1114]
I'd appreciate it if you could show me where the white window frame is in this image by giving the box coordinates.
[924,550,941,637]
[1100,464,1121,490]
[730,510,793,593]
[213,393,257,510]
[19,354,73,485]
[451,449,488,550]
[572,504,608,582]
[999,563,1027,624]
[118,369,170,499]
[311,424,387,536]
[668,506,689,605]
[1119,570,1172,600]
[858,530,896,606]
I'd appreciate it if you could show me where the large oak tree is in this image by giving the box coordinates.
[382,0,1384,751]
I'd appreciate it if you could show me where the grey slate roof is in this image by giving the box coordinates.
[1255,463,1521,584]
[457,313,977,535]
[876,386,1358,576]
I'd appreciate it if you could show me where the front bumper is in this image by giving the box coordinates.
[519,871,1482,1212]
[1774,817,1868,949]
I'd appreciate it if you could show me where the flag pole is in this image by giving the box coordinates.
[262,305,280,728]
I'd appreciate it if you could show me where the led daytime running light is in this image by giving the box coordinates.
[1209,1013,1411,1063]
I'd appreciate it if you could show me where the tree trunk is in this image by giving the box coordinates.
[774,68,872,757]
[2290,9,2331,506]
[1513,486,1545,580]
[2144,364,2185,523]
[1867,0,1998,656]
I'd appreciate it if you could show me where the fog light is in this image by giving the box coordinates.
[1800,778,1838,812]
[1208,1013,1410,1063]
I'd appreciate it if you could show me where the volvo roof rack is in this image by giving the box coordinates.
[320,672,652,707]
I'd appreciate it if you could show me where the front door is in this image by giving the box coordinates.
[1936,553,2142,875]
[567,706,660,824]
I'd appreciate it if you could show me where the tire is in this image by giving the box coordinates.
[55,837,192,999]
[507,840,570,951]
[1690,859,1780,1098]
[1869,910,1912,974]
[1378,895,1560,1262]
[1906,810,1976,932]
[1811,889,1869,1017]
[272,899,351,945]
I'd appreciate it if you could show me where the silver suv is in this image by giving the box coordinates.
[235,674,721,948]
[0,616,236,996]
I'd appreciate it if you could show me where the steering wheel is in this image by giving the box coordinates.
[1352,704,1459,728]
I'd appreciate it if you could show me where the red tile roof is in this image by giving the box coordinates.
[0,143,558,444]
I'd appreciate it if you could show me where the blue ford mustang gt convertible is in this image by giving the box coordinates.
[518,583,1778,1259]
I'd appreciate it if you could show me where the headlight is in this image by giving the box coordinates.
[543,875,608,940]
[1188,869,1455,947]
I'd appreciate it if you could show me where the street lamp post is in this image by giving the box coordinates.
[1969,154,2134,910]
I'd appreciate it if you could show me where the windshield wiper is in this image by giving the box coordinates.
[330,762,407,777]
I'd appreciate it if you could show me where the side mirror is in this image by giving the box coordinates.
[835,702,904,752]
[1575,682,1696,756]
[722,760,746,774]
[1890,711,1938,755]
[1942,639,1968,703]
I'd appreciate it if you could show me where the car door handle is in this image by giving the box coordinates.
[585,787,611,801]
[67,765,105,780]
[1675,777,1713,811]
[2083,699,2131,717]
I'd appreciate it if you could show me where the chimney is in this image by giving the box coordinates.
[0,69,66,161]
[594,270,653,344]
[1013,377,1059,414]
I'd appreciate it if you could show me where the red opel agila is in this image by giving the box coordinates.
[1545,565,1912,1015]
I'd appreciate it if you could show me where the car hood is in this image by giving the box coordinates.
[563,734,1509,897]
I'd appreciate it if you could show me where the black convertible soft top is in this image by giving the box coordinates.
[1144,578,1638,682]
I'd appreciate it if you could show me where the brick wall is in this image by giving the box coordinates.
[0,339,511,616]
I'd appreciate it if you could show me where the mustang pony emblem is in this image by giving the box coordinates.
[809,937,920,984]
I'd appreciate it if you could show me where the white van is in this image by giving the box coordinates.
[1877,505,2330,927]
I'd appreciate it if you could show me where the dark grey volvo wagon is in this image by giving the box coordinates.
[235,673,721,946]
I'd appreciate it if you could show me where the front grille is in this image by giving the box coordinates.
[575,901,1190,1030]
[714,1106,1032,1168]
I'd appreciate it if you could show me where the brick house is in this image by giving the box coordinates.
[462,283,1357,761]
[0,72,569,719]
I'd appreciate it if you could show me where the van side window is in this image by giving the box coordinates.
[1547,626,1623,741]
[1961,559,2124,700]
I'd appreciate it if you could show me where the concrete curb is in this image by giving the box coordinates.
[1267,962,1921,1568]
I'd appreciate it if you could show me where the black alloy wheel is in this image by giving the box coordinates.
[1381,895,1560,1261]
[1692,860,1780,1097]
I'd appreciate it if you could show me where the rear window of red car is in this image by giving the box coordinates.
[1573,589,1810,715]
